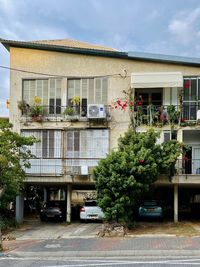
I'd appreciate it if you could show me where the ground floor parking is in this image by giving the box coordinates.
[15,182,200,224]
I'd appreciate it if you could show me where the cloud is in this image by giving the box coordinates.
[168,7,200,45]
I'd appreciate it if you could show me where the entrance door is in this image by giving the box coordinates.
[192,147,200,174]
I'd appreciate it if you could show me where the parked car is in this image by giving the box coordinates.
[138,200,163,220]
[80,200,105,222]
[40,201,66,222]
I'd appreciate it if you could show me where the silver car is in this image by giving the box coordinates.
[80,200,105,222]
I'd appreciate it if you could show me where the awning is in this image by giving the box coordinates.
[131,72,183,88]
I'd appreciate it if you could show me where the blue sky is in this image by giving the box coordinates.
[1,0,200,116]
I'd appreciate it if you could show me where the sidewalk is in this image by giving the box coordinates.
[3,235,200,258]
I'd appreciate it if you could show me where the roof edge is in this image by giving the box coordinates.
[0,38,128,59]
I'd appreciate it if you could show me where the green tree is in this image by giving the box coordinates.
[0,119,36,211]
[93,129,184,225]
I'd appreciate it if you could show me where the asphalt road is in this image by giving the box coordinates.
[2,222,200,266]
[1,256,200,266]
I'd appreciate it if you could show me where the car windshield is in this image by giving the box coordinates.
[84,201,97,206]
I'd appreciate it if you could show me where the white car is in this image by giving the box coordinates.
[80,200,105,222]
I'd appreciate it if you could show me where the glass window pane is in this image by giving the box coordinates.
[183,79,190,101]
[191,79,197,101]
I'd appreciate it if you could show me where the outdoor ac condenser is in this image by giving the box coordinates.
[197,110,200,120]
[87,104,106,119]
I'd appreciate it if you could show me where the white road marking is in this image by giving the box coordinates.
[44,244,61,248]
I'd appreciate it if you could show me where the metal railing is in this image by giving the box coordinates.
[176,159,200,175]
[133,104,200,126]
[20,105,111,122]
[24,157,102,176]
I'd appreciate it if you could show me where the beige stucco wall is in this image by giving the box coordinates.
[9,47,200,152]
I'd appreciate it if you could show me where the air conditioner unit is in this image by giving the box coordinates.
[87,104,106,119]
[197,110,200,120]
[81,165,88,175]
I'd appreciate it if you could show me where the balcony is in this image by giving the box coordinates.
[19,105,111,123]
[133,104,200,127]
[24,157,101,176]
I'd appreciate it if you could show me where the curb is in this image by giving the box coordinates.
[8,250,200,258]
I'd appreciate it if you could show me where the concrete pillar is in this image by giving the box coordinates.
[66,184,72,223]
[43,187,47,203]
[15,195,24,224]
[177,129,183,174]
[174,185,178,223]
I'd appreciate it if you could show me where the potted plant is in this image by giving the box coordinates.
[71,96,80,106]
[30,96,44,122]
[63,107,74,116]
[71,96,80,115]
[18,99,30,115]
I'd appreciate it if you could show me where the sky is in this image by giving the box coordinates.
[1,0,200,116]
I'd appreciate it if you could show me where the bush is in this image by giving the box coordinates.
[0,216,18,232]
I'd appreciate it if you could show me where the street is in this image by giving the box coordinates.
[2,256,200,266]
[2,222,200,266]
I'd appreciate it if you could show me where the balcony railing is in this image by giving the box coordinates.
[133,104,200,127]
[20,105,111,122]
[176,159,200,175]
[24,157,102,176]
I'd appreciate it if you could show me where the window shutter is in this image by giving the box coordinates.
[43,80,48,107]
[66,131,73,157]
[95,78,102,104]
[49,130,54,158]
[36,80,43,100]
[82,79,88,99]
[102,78,108,104]
[30,80,36,105]
[88,79,94,104]
[80,130,87,157]
[75,80,81,96]
[23,81,30,103]
[42,130,48,158]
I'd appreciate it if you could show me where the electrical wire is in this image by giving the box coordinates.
[0,65,128,79]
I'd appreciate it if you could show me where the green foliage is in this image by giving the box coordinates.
[30,105,44,117]
[167,105,180,124]
[0,119,36,211]
[63,107,74,116]
[93,129,184,225]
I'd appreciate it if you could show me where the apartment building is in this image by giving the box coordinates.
[1,38,200,223]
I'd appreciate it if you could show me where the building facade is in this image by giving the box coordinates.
[1,38,200,223]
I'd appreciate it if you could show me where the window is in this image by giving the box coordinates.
[65,129,109,158]
[22,79,62,114]
[22,130,61,158]
[183,77,200,120]
[67,78,108,115]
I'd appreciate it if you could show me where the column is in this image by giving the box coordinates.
[15,195,24,224]
[177,129,183,175]
[66,184,72,223]
[174,184,178,223]
[43,187,47,203]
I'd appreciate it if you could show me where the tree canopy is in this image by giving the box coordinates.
[0,119,36,210]
[93,129,184,225]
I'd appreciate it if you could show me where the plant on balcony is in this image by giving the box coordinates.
[18,99,30,115]
[167,105,180,124]
[63,107,74,116]
[70,96,80,115]
[71,96,80,106]
[30,96,44,122]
